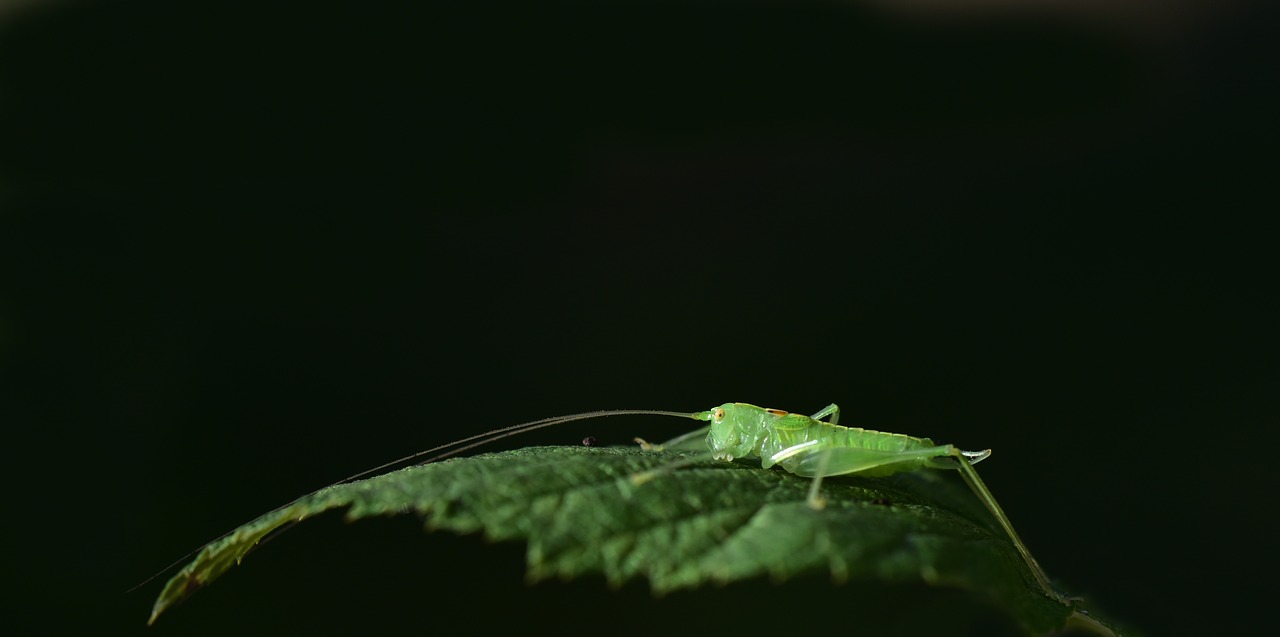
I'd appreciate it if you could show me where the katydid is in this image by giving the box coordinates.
[671,402,1066,605]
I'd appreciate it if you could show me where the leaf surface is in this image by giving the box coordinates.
[150,446,1117,635]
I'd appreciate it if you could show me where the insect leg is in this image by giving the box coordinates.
[791,444,955,510]
[765,440,832,508]
[809,403,840,425]
[947,447,1065,604]
[629,451,717,485]
[658,424,713,451]
[792,445,955,478]
[634,424,710,452]
[805,449,834,509]
[794,446,1069,606]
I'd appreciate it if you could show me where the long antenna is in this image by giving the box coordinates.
[333,409,696,486]
[131,408,698,593]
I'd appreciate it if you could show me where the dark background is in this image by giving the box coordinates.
[2,1,1274,635]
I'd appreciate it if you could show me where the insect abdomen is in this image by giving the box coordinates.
[823,421,936,453]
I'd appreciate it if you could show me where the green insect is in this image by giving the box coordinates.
[648,402,1064,605]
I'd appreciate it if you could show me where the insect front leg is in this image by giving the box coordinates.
[658,424,713,451]
[629,450,716,486]
[634,424,711,452]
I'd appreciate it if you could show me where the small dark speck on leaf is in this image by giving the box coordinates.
[871,498,892,506]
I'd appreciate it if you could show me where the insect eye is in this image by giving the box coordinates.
[713,408,725,420]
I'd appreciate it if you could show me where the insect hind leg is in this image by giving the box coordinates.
[945,446,1065,604]
[791,445,956,509]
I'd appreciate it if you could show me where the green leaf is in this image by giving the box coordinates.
[148,446,1121,635]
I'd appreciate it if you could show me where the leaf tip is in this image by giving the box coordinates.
[147,596,174,626]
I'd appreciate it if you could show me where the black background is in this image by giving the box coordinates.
[2,1,1275,635]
